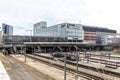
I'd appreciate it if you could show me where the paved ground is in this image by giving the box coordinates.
[0,60,10,80]
[6,56,53,80]
[11,55,87,80]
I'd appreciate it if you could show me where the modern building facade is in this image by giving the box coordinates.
[33,21,47,36]
[2,23,13,35]
[84,31,96,44]
[83,25,116,44]
[34,22,84,41]
[101,34,120,45]
[0,31,3,46]
[33,21,116,44]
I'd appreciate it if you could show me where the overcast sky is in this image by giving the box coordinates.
[0,0,120,35]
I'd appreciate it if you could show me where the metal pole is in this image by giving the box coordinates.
[32,48,35,61]
[64,52,67,80]
[108,52,111,59]
[30,30,32,42]
[20,46,22,56]
[25,46,26,62]
[75,46,79,80]
[64,23,68,80]
[76,52,79,80]
[26,30,32,42]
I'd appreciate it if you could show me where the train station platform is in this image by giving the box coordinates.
[0,60,10,80]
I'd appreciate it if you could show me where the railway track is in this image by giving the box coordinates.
[29,53,120,77]
[89,57,120,65]
[25,53,120,80]
[86,53,120,60]
[25,54,101,80]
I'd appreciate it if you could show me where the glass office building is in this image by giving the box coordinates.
[33,22,84,41]
[83,25,116,44]
[2,23,13,35]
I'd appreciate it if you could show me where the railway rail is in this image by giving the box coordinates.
[83,53,120,60]
[25,54,102,80]
[30,53,120,69]
[32,53,120,77]
[24,53,120,80]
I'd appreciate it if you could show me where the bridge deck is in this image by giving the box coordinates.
[24,42,94,45]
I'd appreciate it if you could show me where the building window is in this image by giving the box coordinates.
[61,24,65,28]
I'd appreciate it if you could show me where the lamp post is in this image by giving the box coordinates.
[25,30,32,62]
[26,30,32,42]
[64,52,67,80]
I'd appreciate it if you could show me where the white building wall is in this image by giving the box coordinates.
[66,24,83,40]
[33,21,47,36]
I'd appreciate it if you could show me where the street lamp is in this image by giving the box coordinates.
[26,30,32,42]
[25,30,32,62]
